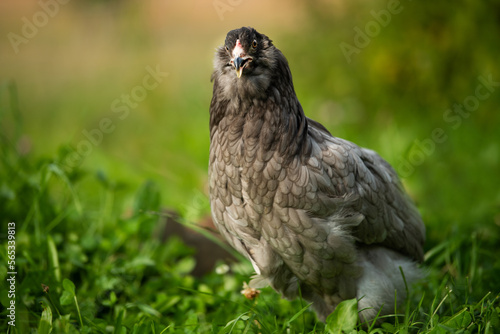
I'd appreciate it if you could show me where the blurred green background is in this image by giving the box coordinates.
[1,0,499,237]
[1,0,499,332]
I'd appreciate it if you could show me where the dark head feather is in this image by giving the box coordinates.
[211,27,294,102]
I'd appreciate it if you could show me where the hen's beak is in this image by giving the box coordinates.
[232,55,252,78]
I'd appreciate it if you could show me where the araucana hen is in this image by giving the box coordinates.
[208,27,425,322]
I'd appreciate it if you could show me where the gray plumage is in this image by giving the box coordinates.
[208,27,425,322]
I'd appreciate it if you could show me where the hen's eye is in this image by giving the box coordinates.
[225,46,229,52]
[252,40,257,48]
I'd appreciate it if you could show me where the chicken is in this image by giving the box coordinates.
[208,26,425,322]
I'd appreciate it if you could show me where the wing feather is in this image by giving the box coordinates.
[305,123,425,262]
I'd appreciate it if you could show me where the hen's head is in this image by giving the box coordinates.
[212,27,291,100]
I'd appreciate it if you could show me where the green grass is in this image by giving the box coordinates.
[1,0,500,332]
